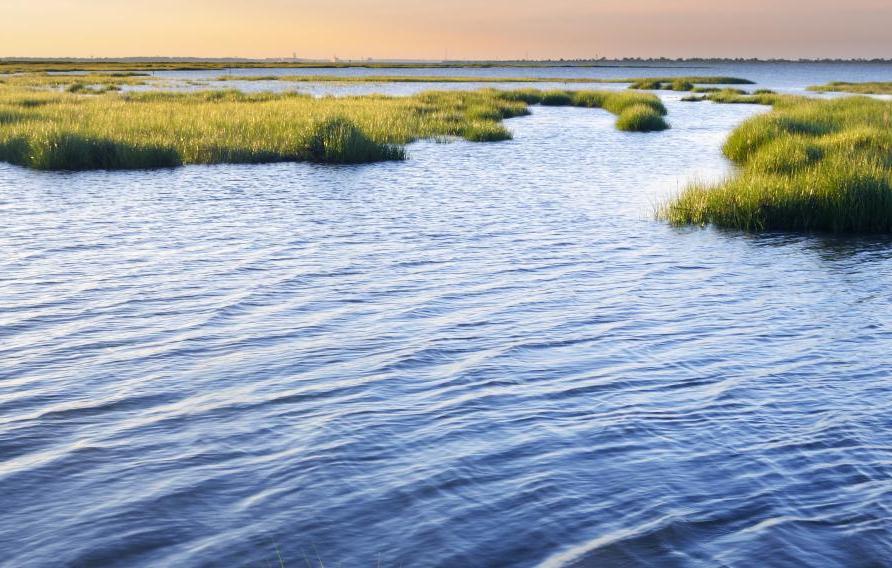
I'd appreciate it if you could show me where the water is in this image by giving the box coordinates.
[2,65,892,567]
[146,61,892,96]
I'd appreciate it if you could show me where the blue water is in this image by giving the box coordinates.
[2,67,892,566]
[149,61,892,96]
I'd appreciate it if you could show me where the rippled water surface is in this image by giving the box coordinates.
[2,65,892,567]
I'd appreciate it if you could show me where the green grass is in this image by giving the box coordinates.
[0,70,756,99]
[680,89,785,105]
[669,79,695,92]
[629,76,753,91]
[615,104,669,132]
[808,82,892,95]
[662,95,892,233]
[0,109,21,124]
[0,85,668,170]
[540,90,575,105]
[0,72,153,93]
[1,73,149,84]
[308,117,405,162]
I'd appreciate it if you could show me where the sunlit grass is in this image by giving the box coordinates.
[0,72,152,91]
[808,82,892,95]
[0,85,668,170]
[629,76,753,91]
[680,89,785,105]
[615,104,669,132]
[661,95,892,233]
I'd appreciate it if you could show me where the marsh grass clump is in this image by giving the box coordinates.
[708,88,752,100]
[539,90,574,106]
[63,83,125,95]
[629,79,663,90]
[615,104,670,132]
[682,89,785,106]
[0,85,669,170]
[670,79,695,92]
[0,129,182,170]
[462,122,513,142]
[492,88,667,131]
[0,108,23,124]
[491,88,544,105]
[662,95,892,233]
[569,91,607,108]
[747,136,823,174]
[1,72,152,91]
[464,103,508,121]
[600,92,667,116]
[808,82,892,95]
[630,76,753,91]
[308,117,405,163]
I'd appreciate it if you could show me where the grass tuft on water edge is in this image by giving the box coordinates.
[629,76,754,91]
[615,104,670,132]
[807,82,892,95]
[680,89,785,105]
[661,95,892,233]
[539,90,575,106]
[308,117,406,163]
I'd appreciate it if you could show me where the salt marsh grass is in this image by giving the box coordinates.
[662,95,892,233]
[808,82,892,95]
[0,73,151,90]
[615,104,670,132]
[0,85,667,170]
[681,89,785,105]
[629,77,753,91]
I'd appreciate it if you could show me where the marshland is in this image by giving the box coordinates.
[808,81,892,94]
[0,86,668,169]
[4,60,892,567]
[664,95,892,232]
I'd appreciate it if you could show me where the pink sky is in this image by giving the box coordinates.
[3,0,891,59]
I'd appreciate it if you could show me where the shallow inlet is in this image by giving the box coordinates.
[2,67,892,567]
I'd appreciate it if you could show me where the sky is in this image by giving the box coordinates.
[3,0,892,60]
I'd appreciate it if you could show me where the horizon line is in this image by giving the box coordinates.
[4,56,892,64]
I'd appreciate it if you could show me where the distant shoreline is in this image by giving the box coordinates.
[3,57,892,68]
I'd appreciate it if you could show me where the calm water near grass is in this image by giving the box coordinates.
[3,64,892,566]
[144,61,892,96]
